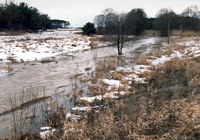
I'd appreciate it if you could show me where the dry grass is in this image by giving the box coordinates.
[71,44,76,47]
[144,30,160,35]
[112,69,131,81]
[5,54,200,139]
[89,37,101,42]
[136,55,151,65]
[171,30,182,36]
[144,30,200,37]
[145,57,200,89]
[62,90,200,140]
[147,49,164,59]
[172,37,190,43]
[59,38,200,139]
[88,37,101,48]
[95,58,117,78]
[61,54,200,139]
[164,45,174,56]
[182,30,200,37]
[171,30,200,37]
[2,66,13,71]
[22,43,29,51]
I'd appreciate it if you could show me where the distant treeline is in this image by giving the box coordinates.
[94,6,200,36]
[0,2,70,31]
[50,19,70,29]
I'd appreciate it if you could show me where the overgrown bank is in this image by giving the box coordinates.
[3,36,200,139]
[59,37,200,139]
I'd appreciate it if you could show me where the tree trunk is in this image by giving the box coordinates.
[167,20,171,44]
[117,32,122,55]
[181,24,183,38]
[119,31,124,55]
[117,40,120,55]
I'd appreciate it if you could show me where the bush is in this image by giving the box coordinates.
[82,22,96,36]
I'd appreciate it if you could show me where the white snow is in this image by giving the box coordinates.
[71,106,92,111]
[71,105,102,111]
[79,92,119,103]
[78,79,126,103]
[0,29,106,63]
[131,73,147,83]
[118,91,126,95]
[150,55,172,66]
[133,65,151,74]
[40,127,52,130]
[103,79,122,90]
[40,127,56,139]
[66,112,81,120]
[79,95,102,103]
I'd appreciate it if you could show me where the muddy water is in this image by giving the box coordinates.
[0,37,166,137]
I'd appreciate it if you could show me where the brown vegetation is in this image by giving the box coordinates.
[4,35,200,140]
[60,37,200,139]
[144,30,200,37]
[61,55,200,140]
[136,54,151,65]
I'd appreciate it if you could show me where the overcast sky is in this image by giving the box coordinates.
[9,0,200,27]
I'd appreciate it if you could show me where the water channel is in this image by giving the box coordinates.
[0,36,166,137]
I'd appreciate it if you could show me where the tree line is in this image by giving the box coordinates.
[94,6,200,37]
[88,6,200,54]
[0,2,70,31]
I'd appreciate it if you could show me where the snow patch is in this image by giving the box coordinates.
[66,112,81,120]
[0,69,8,77]
[40,127,56,139]
[71,106,92,111]
[79,95,102,103]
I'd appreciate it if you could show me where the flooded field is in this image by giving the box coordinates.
[0,36,165,137]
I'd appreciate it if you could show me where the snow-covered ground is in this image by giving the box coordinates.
[0,29,112,63]
[0,29,110,78]
[40,127,56,139]
[0,30,91,62]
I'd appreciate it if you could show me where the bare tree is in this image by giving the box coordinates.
[94,14,105,32]
[153,8,178,36]
[181,5,200,18]
[99,8,128,55]
[181,5,200,31]
[95,8,148,55]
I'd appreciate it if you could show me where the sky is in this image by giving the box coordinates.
[5,0,200,27]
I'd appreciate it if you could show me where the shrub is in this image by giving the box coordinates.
[82,22,96,36]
